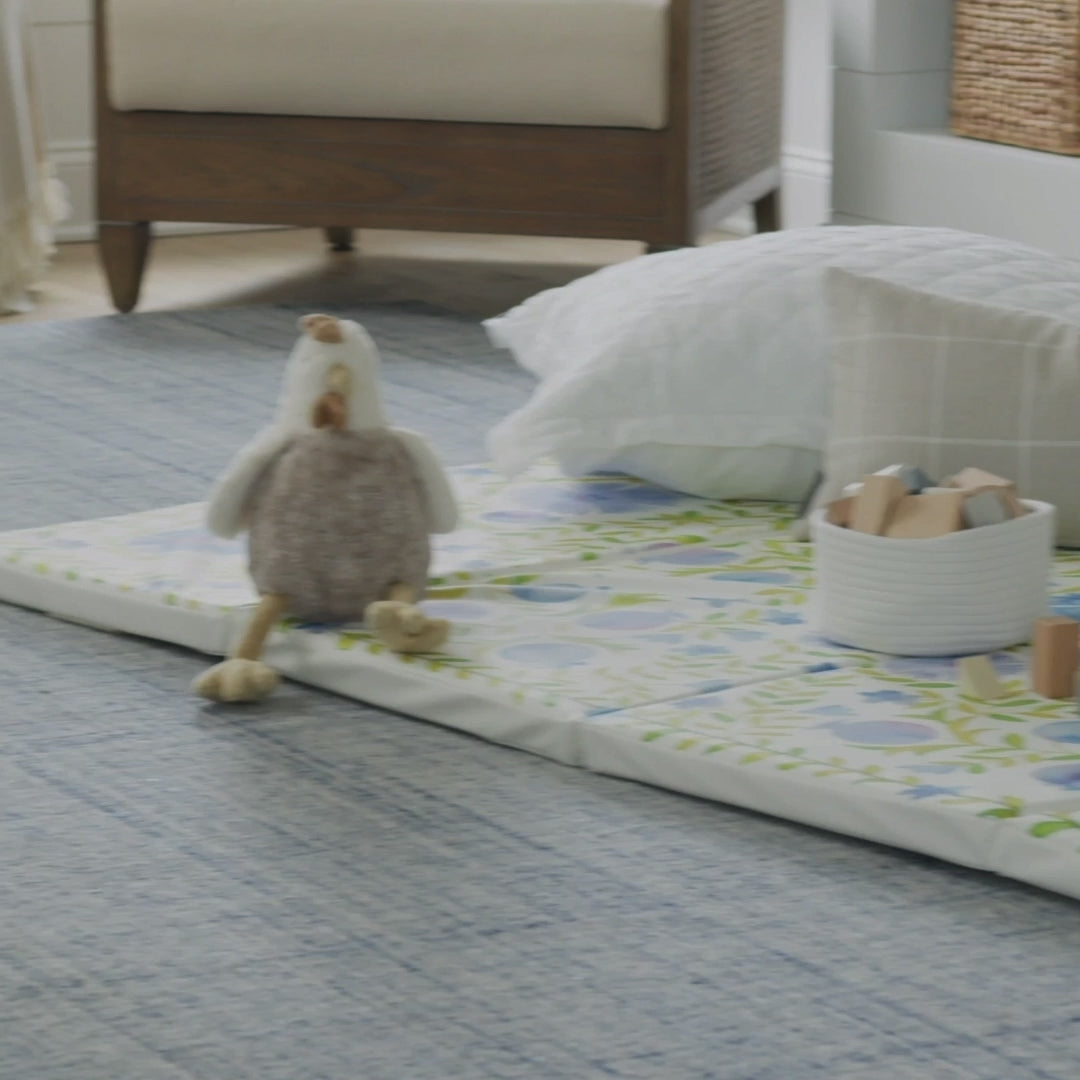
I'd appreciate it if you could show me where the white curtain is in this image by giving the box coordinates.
[0,0,67,314]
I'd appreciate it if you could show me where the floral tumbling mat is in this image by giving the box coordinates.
[4,463,1080,901]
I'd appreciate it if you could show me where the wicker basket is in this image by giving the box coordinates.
[951,0,1080,155]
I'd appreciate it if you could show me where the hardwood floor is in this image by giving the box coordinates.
[6,226,713,325]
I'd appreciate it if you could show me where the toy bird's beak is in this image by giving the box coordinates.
[311,363,351,431]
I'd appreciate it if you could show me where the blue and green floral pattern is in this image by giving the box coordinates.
[4,463,1080,899]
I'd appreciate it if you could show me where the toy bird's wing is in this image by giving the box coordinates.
[392,428,459,534]
[205,428,293,539]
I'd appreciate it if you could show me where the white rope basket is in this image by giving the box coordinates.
[810,501,1055,657]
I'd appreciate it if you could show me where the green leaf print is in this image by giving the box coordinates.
[608,593,662,608]
[739,752,768,765]
[988,713,1027,724]
[978,807,1022,819]
[1029,820,1080,839]
[1003,733,1026,750]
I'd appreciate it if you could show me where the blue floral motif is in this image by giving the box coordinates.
[510,583,586,603]
[520,480,689,517]
[1035,722,1080,745]
[1033,763,1080,790]
[642,548,740,567]
[764,611,804,626]
[860,689,920,705]
[709,571,795,584]
[899,785,966,800]
[821,719,938,745]
[578,611,676,631]
[881,657,959,680]
[1051,592,1080,621]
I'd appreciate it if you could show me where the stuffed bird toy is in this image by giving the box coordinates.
[194,314,458,703]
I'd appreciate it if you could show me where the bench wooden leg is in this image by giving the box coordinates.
[324,227,355,252]
[753,188,781,233]
[98,222,151,313]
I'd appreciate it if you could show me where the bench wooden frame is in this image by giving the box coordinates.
[94,0,785,312]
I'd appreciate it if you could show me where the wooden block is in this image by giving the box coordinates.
[874,463,934,492]
[1003,490,1028,517]
[883,491,966,539]
[1032,616,1080,698]
[962,489,1013,529]
[849,474,908,535]
[944,467,1015,492]
[825,496,854,526]
[958,655,1006,699]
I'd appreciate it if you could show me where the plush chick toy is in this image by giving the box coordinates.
[194,313,458,703]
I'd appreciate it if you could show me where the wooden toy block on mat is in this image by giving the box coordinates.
[1032,616,1080,699]
[849,474,908,534]
[958,655,1006,699]
[884,491,966,539]
[826,496,854,526]
[963,490,1013,529]
[945,467,1026,518]
[945,467,1013,492]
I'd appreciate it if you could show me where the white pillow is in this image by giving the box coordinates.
[821,269,1080,547]
[486,226,1080,501]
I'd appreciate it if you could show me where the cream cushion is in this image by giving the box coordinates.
[822,270,1080,548]
[105,0,670,129]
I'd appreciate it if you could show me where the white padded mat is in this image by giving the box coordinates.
[5,464,1080,901]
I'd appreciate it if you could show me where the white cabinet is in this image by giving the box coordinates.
[832,0,1080,259]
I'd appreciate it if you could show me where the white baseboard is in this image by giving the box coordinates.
[718,147,833,234]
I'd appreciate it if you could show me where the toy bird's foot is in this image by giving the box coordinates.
[366,600,450,654]
[194,658,280,702]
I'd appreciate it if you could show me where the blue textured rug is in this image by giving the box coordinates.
[2,304,1080,1080]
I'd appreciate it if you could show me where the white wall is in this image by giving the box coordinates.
[831,0,1080,258]
[780,0,833,229]
[29,0,93,241]
[30,0,834,241]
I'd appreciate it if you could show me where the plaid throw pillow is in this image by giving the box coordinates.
[821,269,1080,547]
